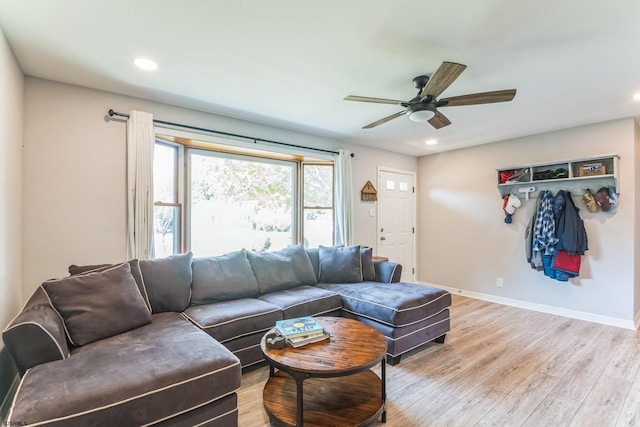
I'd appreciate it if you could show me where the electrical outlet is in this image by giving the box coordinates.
[496,277,504,288]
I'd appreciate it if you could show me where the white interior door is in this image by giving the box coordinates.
[377,169,415,282]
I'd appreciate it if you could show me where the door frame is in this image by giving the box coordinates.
[376,166,417,282]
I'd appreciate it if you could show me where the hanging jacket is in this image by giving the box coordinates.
[533,190,558,256]
[555,192,588,255]
[526,192,544,270]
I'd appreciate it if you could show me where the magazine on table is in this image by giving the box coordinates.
[286,330,330,348]
[275,316,324,339]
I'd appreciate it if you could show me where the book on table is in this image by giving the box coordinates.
[286,330,330,348]
[275,316,324,339]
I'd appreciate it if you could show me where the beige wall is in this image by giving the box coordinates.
[635,119,640,322]
[0,25,23,397]
[418,118,636,325]
[21,77,417,296]
[0,27,23,328]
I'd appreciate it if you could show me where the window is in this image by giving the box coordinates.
[152,136,334,257]
[303,164,334,248]
[153,143,181,258]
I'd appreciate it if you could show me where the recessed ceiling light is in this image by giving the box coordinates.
[425,139,438,146]
[634,93,640,101]
[134,58,157,71]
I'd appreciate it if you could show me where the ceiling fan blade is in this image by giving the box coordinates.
[428,110,451,129]
[420,62,467,99]
[441,89,517,107]
[362,111,405,129]
[344,95,404,105]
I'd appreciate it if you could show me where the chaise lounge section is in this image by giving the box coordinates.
[3,244,451,426]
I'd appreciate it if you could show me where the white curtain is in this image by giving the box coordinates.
[126,110,155,260]
[334,149,353,246]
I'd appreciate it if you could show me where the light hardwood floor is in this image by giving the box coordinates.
[237,294,640,426]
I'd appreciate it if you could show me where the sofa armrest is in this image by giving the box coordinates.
[2,288,69,376]
[374,261,402,283]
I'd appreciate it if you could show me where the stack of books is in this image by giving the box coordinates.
[275,316,330,348]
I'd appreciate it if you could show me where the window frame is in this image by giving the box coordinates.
[301,162,335,247]
[153,141,184,255]
[153,132,334,256]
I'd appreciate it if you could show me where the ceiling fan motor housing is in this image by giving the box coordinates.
[412,75,430,90]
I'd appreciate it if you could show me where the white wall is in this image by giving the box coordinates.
[22,78,417,296]
[0,25,23,397]
[418,118,636,326]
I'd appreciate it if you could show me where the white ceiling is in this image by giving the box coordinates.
[1,0,639,156]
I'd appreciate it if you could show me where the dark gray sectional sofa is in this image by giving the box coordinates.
[3,245,451,426]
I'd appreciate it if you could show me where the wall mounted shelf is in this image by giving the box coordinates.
[497,154,619,199]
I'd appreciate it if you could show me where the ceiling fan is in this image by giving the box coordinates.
[344,61,516,129]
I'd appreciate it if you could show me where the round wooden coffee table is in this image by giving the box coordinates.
[260,316,388,427]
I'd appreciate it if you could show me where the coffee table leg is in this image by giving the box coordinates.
[381,358,387,423]
[290,372,307,427]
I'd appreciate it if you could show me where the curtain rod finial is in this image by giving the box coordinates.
[108,109,115,117]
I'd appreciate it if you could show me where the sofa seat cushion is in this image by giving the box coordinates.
[319,282,451,327]
[258,285,343,319]
[183,298,282,343]
[8,312,241,427]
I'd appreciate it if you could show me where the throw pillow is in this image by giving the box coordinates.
[247,244,317,294]
[191,250,260,305]
[42,262,152,346]
[68,259,151,312]
[139,252,193,313]
[318,245,363,283]
[360,247,376,281]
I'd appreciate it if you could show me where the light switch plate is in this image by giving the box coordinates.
[369,208,376,217]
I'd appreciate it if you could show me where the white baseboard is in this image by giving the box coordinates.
[417,281,636,330]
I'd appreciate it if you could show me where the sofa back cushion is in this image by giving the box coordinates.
[139,252,193,313]
[360,247,376,281]
[319,245,363,283]
[42,263,152,346]
[191,249,259,305]
[247,244,317,294]
[305,248,320,281]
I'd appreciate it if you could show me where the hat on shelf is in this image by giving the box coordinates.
[607,187,618,214]
[595,187,611,212]
[581,190,597,213]
[503,193,522,224]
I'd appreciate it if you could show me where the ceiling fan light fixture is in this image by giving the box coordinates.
[407,104,435,122]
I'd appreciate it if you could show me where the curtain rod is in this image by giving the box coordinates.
[107,109,350,157]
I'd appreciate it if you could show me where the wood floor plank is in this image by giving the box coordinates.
[569,373,632,427]
[615,370,640,427]
[427,384,504,427]
[476,371,562,427]
[551,326,627,401]
[605,330,640,380]
[521,392,582,427]
[236,295,640,427]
